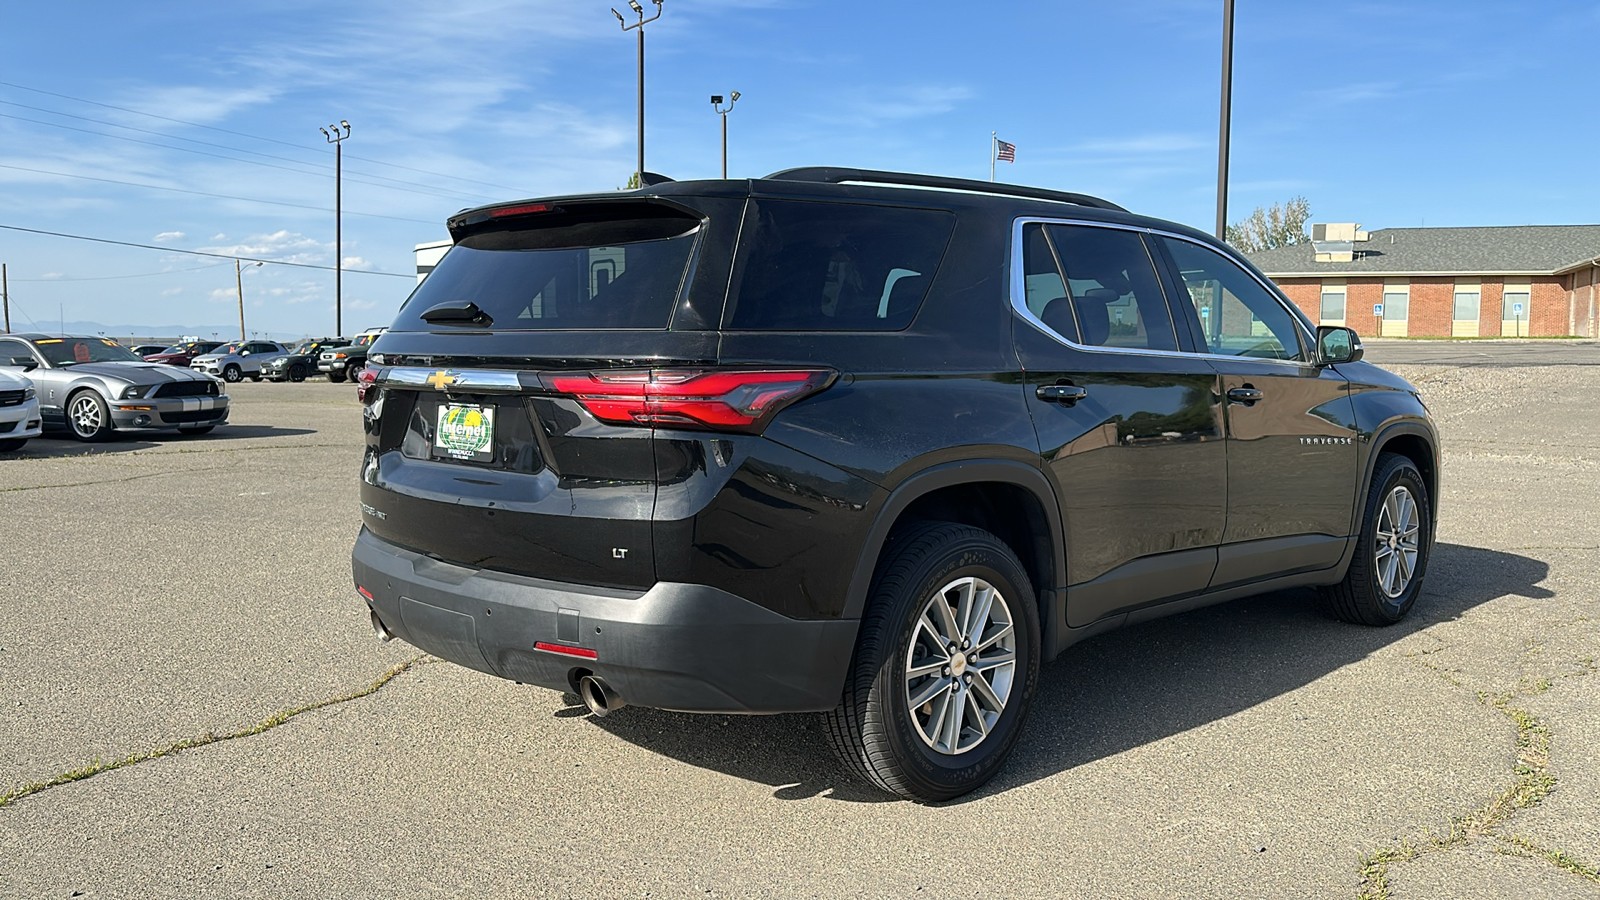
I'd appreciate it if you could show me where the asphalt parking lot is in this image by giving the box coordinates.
[2,347,1598,899]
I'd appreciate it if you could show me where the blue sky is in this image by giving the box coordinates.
[1,0,1597,338]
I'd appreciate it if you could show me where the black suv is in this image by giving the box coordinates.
[263,337,347,382]
[352,168,1438,802]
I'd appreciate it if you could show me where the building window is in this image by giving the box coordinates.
[1502,279,1531,326]
[1452,280,1482,337]
[1320,281,1347,323]
[1382,288,1409,321]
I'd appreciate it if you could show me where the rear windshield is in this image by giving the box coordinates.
[724,199,955,331]
[392,204,700,331]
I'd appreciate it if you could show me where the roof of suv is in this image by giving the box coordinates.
[445,167,1222,249]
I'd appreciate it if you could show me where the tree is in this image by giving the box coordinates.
[1225,197,1311,253]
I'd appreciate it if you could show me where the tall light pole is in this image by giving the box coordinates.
[711,92,740,179]
[320,120,351,334]
[1216,0,1235,241]
[612,0,663,186]
[235,259,263,340]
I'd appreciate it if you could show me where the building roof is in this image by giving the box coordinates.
[1248,225,1600,277]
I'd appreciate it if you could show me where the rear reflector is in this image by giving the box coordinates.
[534,641,599,660]
[545,368,834,433]
[356,585,375,601]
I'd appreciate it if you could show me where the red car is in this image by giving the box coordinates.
[143,340,224,367]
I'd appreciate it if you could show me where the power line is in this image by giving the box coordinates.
[0,163,440,224]
[0,102,496,203]
[0,224,416,278]
[0,109,493,204]
[0,80,527,195]
[8,261,234,282]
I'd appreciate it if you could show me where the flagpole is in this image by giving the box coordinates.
[990,131,996,182]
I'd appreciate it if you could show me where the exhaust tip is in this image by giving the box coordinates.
[577,675,624,718]
[370,609,394,643]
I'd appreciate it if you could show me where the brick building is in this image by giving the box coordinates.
[1246,225,1600,338]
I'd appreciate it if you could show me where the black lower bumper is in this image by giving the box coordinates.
[352,529,859,713]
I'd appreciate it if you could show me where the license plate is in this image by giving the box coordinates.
[434,403,495,462]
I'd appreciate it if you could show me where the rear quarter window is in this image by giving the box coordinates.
[724,199,955,331]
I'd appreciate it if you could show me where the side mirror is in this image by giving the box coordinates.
[7,356,38,372]
[1315,325,1363,365]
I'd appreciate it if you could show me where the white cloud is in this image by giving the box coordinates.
[153,231,186,242]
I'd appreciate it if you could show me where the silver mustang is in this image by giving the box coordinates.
[0,334,230,442]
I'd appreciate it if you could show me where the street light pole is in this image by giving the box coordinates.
[613,0,663,185]
[1215,0,1235,241]
[320,120,351,335]
[711,92,740,178]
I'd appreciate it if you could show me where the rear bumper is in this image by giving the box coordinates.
[352,528,858,713]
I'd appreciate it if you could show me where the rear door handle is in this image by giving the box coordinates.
[1036,384,1088,405]
[1227,387,1264,404]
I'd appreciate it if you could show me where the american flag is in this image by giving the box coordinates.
[995,139,1016,163]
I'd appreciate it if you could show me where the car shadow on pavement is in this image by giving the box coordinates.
[584,543,1548,804]
[10,425,317,458]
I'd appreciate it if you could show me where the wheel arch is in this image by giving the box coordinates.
[842,461,1067,660]
[1333,419,1439,577]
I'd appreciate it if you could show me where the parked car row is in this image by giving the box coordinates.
[121,330,387,392]
[0,334,230,444]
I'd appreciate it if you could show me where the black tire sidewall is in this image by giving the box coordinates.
[223,365,242,383]
[288,365,306,382]
[867,527,1040,800]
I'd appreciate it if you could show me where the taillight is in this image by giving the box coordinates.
[545,368,834,433]
[356,366,378,385]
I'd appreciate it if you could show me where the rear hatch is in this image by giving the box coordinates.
[361,195,752,590]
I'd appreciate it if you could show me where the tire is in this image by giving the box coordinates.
[1323,452,1432,626]
[249,373,262,382]
[66,390,113,442]
[328,371,347,384]
[825,521,1040,802]
[0,438,26,452]
[178,426,215,435]
[288,365,306,383]
[222,364,243,383]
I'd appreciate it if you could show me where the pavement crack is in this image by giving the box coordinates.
[1357,673,1558,899]
[0,656,427,810]
[0,466,231,494]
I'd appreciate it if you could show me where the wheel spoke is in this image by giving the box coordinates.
[909,675,951,709]
[926,690,953,748]
[967,584,995,645]
[970,671,1005,714]
[930,589,962,647]
[971,650,1015,673]
[974,623,1013,654]
[906,658,945,680]
[964,691,989,739]
[940,689,963,749]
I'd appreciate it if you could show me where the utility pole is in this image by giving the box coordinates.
[711,92,740,178]
[2,263,9,334]
[320,121,351,335]
[236,259,262,341]
[613,0,664,185]
[1215,0,1235,241]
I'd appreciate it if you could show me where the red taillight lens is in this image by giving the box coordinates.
[356,366,378,385]
[489,202,555,218]
[546,368,834,432]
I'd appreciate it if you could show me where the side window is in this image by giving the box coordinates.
[1019,223,1078,344]
[1160,238,1305,362]
[0,338,33,366]
[1046,224,1179,351]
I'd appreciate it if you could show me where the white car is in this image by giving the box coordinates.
[189,340,290,383]
[0,367,43,452]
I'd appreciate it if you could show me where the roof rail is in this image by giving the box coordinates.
[763,167,1127,213]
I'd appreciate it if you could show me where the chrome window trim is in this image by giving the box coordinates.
[1009,216,1319,368]
[379,366,527,392]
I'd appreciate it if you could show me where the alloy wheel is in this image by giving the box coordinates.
[904,576,1017,756]
[70,395,103,437]
[1374,485,1421,598]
